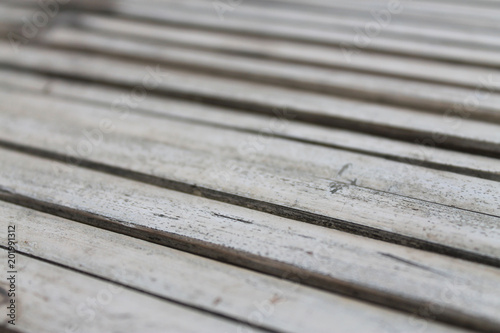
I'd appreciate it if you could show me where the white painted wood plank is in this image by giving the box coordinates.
[92,1,500,67]
[158,0,500,23]
[0,250,265,333]
[410,0,500,9]
[64,14,500,92]
[0,5,34,23]
[95,0,500,40]
[0,91,499,263]
[8,0,500,36]
[0,149,499,331]
[0,43,498,157]
[0,201,469,333]
[115,0,500,49]
[0,89,498,218]
[2,69,498,182]
[39,27,500,123]
[252,0,500,29]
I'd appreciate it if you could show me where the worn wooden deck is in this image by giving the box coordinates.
[0,0,499,332]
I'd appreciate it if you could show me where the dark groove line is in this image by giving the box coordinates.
[2,3,489,70]
[378,252,451,278]
[0,325,23,333]
[118,1,500,54]
[0,76,498,182]
[0,140,498,270]
[93,10,500,70]
[0,191,496,332]
[0,246,280,333]
[0,63,498,159]
[60,25,500,94]
[36,40,500,125]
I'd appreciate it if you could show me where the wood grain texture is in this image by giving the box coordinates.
[112,0,500,50]
[0,1,498,332]
[0,43,499,157]
[0,89,498,263]
[0,89,498,217]
[59,13,500,92]
[38,26,500,123]
[1,69,499,182]
[236,0,500,30]
[0,149,499,331]
[292,1,500,26]
[0,201,469,333]
[0,250,266,333]
[76,0,500,68]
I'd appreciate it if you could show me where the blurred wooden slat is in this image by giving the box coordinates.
[38,27,500,123]
[0,43,499,157]
[1,69,498,182]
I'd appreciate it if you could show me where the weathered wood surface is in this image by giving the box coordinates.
[5,0,500,41]
[0,90,498,263]
[1,149,500,332]
[47,13,500,92]
[0,250,266,333]
[0,201,468,333]
[36,26,500,123]
[57,0,500,67]
[263,0,500,27]
[111,0,500,49]
[0,0,499,332]
[1,43,499,158]
[0,88,498,216]
[1,69,499,182]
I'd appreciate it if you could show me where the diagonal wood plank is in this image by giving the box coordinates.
[0,201,469,333]
[0,89,498,218]
[0,250,268,333]
[0,43,499,157]
[0,149,499,331]
[1,69,499,182]
[82,0,500,68]
[38,26,500,123]
[60,14,500,92]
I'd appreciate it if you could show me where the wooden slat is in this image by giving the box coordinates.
[87,0,500,67]
[0,90,499,264]
[0,44,498,157]
[0,88,498,217]
[0,5,34,38]
[245,0,500,29]
[38,26,500,123]
[0,250,265,333]
[1,69,498,182]
[7,0,500,34]
[0,149,499,332]
[0,201,468,333]
[0,1,499,332]
[60,13,500,92]
[116,0,500,48]
[411,0,500,8]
